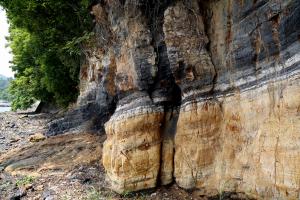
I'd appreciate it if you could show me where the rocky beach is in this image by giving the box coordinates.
[1,111,251,200]
[0,111,106,200]
[0,112,47,154]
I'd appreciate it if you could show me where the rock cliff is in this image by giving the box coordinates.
[48,0,300,199]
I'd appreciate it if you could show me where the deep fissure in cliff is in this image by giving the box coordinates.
[143,1,182,186]
[137,0,218,187]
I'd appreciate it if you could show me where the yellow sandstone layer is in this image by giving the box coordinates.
[103,108,164,193]
[174,77,300,199]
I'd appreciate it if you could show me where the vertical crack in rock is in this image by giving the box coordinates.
[103,0,183,192]
[198,0,219,97]
[163,0,222,190]
[142,0,181,186]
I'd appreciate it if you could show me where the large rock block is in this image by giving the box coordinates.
[174,101,222,189]
[103,100,164,192]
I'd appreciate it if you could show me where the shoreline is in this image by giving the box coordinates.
[0,100,11,108]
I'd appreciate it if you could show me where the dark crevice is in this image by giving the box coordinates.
[119,0,126,6]
[88,0,106,11]
[140,0,178,99]
[137,0,182,187]
[198,0,219,97]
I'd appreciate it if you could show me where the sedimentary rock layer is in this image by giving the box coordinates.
[103,104,164,193]
[174,76,300,199]
[47,0,300,198]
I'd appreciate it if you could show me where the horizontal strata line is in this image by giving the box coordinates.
[108,51,300,119]
[181,61,300,106]
[107,105,164,122]
[184,50,300,100]
[116,96,151,112]
[181,71,300,109]
[109,66,300,120]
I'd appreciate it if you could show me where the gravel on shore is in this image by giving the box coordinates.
[0,112,51,154]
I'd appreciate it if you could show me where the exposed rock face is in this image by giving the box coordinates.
[49,0,300,198]
[103,106,164,193]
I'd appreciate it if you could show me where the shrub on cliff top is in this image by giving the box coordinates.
[0,0,94,110]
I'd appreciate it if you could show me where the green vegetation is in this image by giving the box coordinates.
[0,0,93,110]
[15,175,34,187]
[0,87,12,101]
[122,190,135,198]
[84,187,147,200]
[0,74,10,88]
[85,187,116,200]
[0,75,13,101]
[86,187,103,200]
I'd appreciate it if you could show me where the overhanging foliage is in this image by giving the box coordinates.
[0,0,93,110]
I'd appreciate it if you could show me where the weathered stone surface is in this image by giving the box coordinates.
[103,104,164,193]
[169,1,300,199]
[45,0,300,198]
[214,77,300,199]
[162,0,221,190]
[172,76,300,198]
[99,1,164,192]
[174,100,223,189]
[163,1,216,95]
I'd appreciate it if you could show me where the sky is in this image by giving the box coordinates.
[0,8,13,78]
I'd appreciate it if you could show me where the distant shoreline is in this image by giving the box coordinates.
[0,100,11,107]
[0,105,10,107]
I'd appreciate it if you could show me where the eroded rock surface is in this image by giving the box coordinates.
[47,0,300,198]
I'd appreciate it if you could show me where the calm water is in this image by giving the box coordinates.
[0,100,11,112]
[0,106,11,112]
